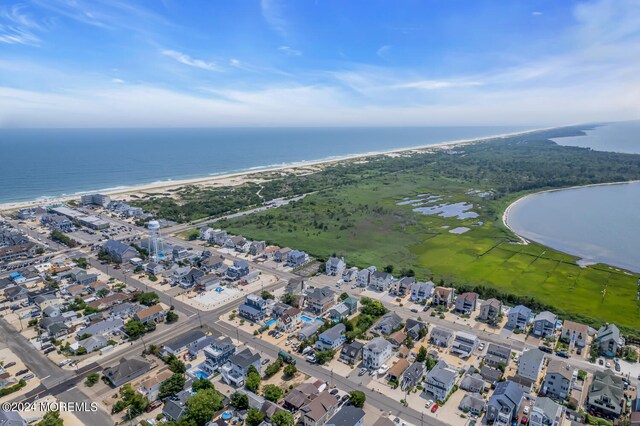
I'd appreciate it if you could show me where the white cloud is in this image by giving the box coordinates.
[278,45,302,56]
[161,50,222,71]
[532,11,543,16]
[111,78,124,84]
[0,3,43,46]
[261,0,288,37]
[376,45,392,61]
[393,80,483,90]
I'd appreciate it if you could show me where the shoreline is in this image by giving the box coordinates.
[0,126,557,213]
[502,180,640,272]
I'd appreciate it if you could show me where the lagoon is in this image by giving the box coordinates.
[506,182,640,273]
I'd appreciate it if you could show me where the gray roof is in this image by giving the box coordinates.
[103,239,134,255]
[461,374,486,391]
[509,305,531,316]
[319,323,346,342]
[590,369,624,402]
[376,312,402,329]
[298,321,323,339]
[487,343,511,360]
[427,360,457,385]
[520,348,546,369]
[340,341,363,358]
[326,406,365,426]
[364,337,392,352]
[372,271,392,280]
[534,397,563,421]
[163,389,191,421]
[534,311,557,323]
[489,380,524,412]
[403,362,425,382]
[460,394,486,412]
[230,348,260,368]
[431,326,453,340]
[596,323,620,343]
[308,286,335,301]
[80,318,124,337]
[163,330,206,351]
[104,357,150,384]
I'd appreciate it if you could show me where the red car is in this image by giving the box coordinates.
[431,404,439,413]
[521,417,528,425]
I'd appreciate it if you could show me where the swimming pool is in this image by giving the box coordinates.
[301,315,324,323]
[266,319,276,326]
[194,371,208,379]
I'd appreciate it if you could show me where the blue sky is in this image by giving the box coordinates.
[0,0,638,127]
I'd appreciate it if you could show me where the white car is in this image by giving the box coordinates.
[523,406,529,414]
[425,400,434,409]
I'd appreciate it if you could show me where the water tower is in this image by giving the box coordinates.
[147,220,164,261]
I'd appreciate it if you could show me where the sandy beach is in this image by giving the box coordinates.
[0,126,555,213]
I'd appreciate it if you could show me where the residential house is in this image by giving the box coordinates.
[0,242,36,262]
[326,257,346,277]
[138,369,173,402]
[200,255,225,274]
[424,360,457,402]
[144,262,164,276]
[248,241,266,256]
[373,312,403,335]
[284,382,323,411]
[172,245,190,260]
[460,373,486,393]
[560,320,590,348]
[306,287,335,315]
[587,369,625,418]
[391,277,414,297]
[34,294,62,310]
[485,343,511,370]
[102,239,137,263]
[542,359,575,401]
[199,227,214,241]
[362,337,393,369]
[479,298,503,323]
[134,304,167,324]
[4,285,28,302]
[74,335,108,353]
[530,397,565,426]
[43,306,61,318]
[65,284,85,297]
[176,268,205,288]
[386,359,410,384]
[480,365,503,385]
[517,348,546,382]
[595,324,623,358]
[103,357,151,387]
[432,286,455,307]
[315,324,346,351]
[533,311,558,338]
[78,318,124,338]
[451,331,479,358]
[202,336,236,375]
[405,319,427,341]
[430,326,454,348]
[326,406,365,426]
[221,348,261,387]
[300,391,340,426]
[369,271,393,292]
[409,281,434,303]
[486,381,524,426]
[356,266,376,288]
[109,302,142,320]
[339,341,363,365]
[287,250,308,268]
[342,267,358,283]
[162,330,207,356]
[460,394,486,416]
[276,307,301,332]
[328,302,352,322]
[88,281,109,294]
[210,230,227,245]
[298,322,324,341]
[387,330,407,348]
[162,390,191,422]
[454,292,478,314]
[238,294,267,322]
[227,259,250,280]
[507,305,532,330]
[273,248,291,263]
[86,292,130,310]
[284,277,306,296]
[401,362,425,390]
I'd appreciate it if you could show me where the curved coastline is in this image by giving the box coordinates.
[502,180,640,270]
[0,126,554,212]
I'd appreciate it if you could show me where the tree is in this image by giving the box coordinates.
[283,364,297,378]
[85,372,99,387]
[349,390,366,408]
[230,392,249,410]
[97,288,109,298]
[168,357,186,374]
[263,384,283,402]
[416,346,427,363]
[271,410,295,426]
[315,349,335,365]
[261,291,274,300]
[383,264,394,273]
[192,378,213,393]
[73,257,88,269]
[159,373,186,399]
[246,408,265,426]
[134,291,160,306]
[124,320,146,339]
[113,384,149,418]
[37,411,63,426]
[166,311,179,323]
[339,292,349,301]
[264,357,283,378]
[184,388,223,426]
[78,333,93,341]
[245,371,261,392]
[75,347,87,355]
[281,293,296,306]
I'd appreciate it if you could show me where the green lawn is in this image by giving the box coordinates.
[221,171,640,331]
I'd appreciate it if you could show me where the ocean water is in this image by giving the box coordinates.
[552,120,640,154]
[506,182,640,273]
[0,126,529,204]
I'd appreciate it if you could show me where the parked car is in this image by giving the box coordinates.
[15,369,29,376]
[615,363,621,372]
[44,347,55,354]
[330,389,339,395]
[23,374,34,380]
[431,404,439,413]
[4,362,16,368]
[598,359,604,365]
[410,308,418,313]
[424,400,434,409]
[358,368,367,376]
[261,358,270,365]
[146,400,162,412]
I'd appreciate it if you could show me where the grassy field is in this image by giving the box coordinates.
[219,161,640,331]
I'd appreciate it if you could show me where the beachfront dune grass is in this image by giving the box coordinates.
[215,135,640,333]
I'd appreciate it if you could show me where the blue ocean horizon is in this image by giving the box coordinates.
[0,126,531,204]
